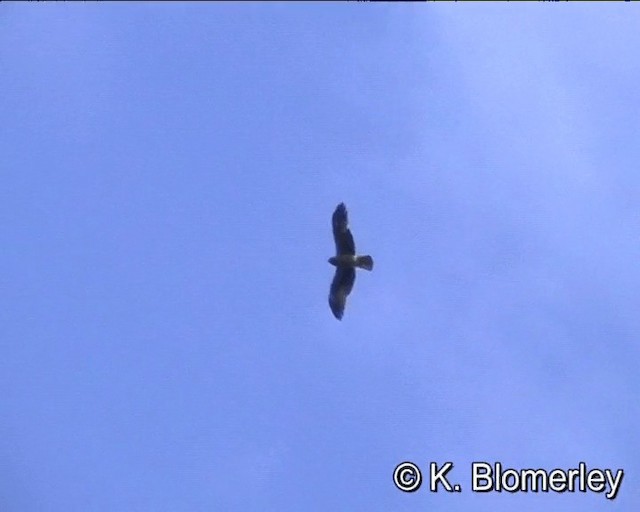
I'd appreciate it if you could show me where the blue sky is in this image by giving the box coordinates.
[1,3,639,511]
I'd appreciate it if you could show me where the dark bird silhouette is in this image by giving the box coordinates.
[328,203,373,320]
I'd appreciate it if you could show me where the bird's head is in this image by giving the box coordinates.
[328,257,338,267]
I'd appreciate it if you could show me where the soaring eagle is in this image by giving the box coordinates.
[328,203,373,320]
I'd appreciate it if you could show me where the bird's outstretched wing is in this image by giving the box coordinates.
[332,203,355,255]
[329,267,355,320]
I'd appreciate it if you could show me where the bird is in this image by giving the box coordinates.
[328,203,373,320]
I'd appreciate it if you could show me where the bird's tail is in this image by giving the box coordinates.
[356,255,374,271]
